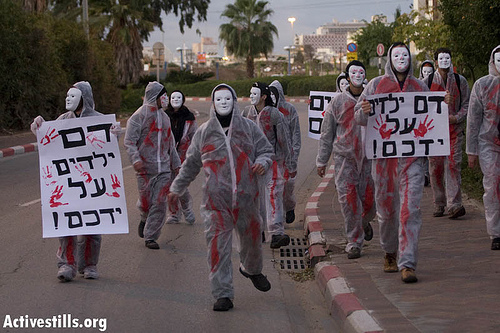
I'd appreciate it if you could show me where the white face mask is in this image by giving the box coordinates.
[250,87,261,105]
[494,52,500,73]
[348,65,366,88]
[339,78,349,93]
[170,92,183,109]
[159,93,169,109]
[421,66,434,78]
[66,87,82,112]
[437,52,451,69]
[271,92,277,106]
[391,46,410,73]
[214,89,234,116]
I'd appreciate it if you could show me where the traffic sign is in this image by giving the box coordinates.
[377,43,385,57]
[347,43,357,53]
[347,52,358,62]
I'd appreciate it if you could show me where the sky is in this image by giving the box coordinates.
[144,0,413,58]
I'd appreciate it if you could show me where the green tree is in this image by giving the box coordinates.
[353,17,394,65]
[392,10,451,62]
[51,0,210,86]
[219,0,278,78]
[439,0,500,81]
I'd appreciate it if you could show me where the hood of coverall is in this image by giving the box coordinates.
[269,80,287,109]
[489,45,500,77]
[73,81,100,117]
[385,43,416,83]
[419,60,435,80]
[143,81,165,108]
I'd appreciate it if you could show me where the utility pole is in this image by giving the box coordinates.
[82,0,89,38]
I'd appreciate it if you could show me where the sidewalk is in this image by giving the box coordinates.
[306,165,500,332]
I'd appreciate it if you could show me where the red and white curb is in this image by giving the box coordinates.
[0,143,37,159]
[305,165,383,333]
[186,97,309,103]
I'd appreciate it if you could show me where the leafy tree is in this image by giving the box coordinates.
[51,0,210,86]
[392,10,451,62]
[353,17,393,65]
[219,0,278,78]
[439,0,500,81]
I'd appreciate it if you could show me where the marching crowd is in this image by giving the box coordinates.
[30,42,499,311]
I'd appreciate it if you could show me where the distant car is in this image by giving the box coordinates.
[264,67,272,72]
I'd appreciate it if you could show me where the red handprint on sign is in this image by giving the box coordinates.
[373,115,393,140]
[42,165,57,186]
[75,163,92,183]
[49,185,68,208]
[413,115,435,138]
[40,127,59,146]
[86,133,105,149]
[106,174,121,198]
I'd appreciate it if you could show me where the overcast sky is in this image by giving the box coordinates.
[144,0,412,57]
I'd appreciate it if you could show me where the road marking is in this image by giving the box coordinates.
[20,164,134,207]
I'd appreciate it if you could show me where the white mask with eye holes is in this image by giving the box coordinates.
[421,66,434,78]
[437,52,451,69]
[391,46,410,73]
[348,65,366,88]
[250,87,261,106]
[270,92,277,106]
[494,52,500,74]
[170,92,183,110]
[159,93,169,109]
[66,87,82,112]
[214,89,234,116]
[339,78,349,93]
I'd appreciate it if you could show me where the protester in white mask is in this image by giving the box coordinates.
[424,48,470,219]
[30,81,121,282]
[168,84,274,311]
[164,90,197,225]
[355,42,431,283]
[419,60,435,80]
[242,82,293,248]
[317,60,375,259]
[336,72,349,93]
[466,45,500,251]
[124,81,181,250]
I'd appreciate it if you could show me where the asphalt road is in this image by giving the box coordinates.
[0,100,338,332]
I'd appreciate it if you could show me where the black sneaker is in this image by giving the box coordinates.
[492,238,500,251]
[138,220,145,238]
[347,247,361,259]
[239,267,271,292]
[449,206,466,219]
[285,210,295,224]
[145,240,159,249]
[270,234,290,249]
[213,298,233,311]
[364,222,373,241]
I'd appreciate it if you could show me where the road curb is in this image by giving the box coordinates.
[305,165,383,333]
[0,143,38,159]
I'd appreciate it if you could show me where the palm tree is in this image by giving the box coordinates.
[219,0,278,78]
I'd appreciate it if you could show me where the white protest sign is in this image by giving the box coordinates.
[37,115,129,238]
[308,91,340,140]
[365,92,449,159]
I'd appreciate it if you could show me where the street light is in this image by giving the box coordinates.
[176,47,184,70]
[284,45,296,76]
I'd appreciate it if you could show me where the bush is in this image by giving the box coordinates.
[0,3,119,131]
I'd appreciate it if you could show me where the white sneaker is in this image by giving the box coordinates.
[83,265,99,279]
[184,210,196,225]
[57,265,76,282]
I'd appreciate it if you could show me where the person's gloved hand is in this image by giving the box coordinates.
[30,115,45,135]
[110,122,122,138]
